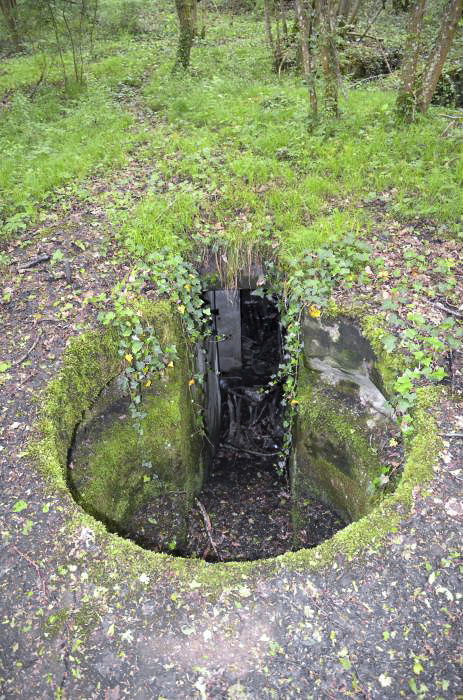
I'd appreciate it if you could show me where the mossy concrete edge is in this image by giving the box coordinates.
[31,315,443,592]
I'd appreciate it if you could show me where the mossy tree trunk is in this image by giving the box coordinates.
[295,0,317,117]
[316,0,339,116]
[336,0,364,31]
[417,0,462,113]
[0,0,21,50]
[397,0,462,119]
[175,0,198,69]
[396,0,427,120]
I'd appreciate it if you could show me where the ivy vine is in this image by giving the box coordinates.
[97,251,211,468]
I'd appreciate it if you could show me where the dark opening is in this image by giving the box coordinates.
[184,290,345,562]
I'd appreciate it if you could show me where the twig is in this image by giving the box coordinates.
[432,301,463,319]
[448,350,456,393]
[11,330,43,367]
[195,497,221,561]
[440,432,463,438]
[64,260,72,284]
[11,545,47,600]
[19,254,51,270]
[223,442,280,458]
[357,6,383,42]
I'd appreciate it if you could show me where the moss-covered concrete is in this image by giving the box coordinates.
[36,301,204,552]
[293,369,384,523]
[32,298,442,592]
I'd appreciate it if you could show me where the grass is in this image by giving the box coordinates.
[1,5,462,255]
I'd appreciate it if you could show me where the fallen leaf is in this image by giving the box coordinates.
[444,498,463,519]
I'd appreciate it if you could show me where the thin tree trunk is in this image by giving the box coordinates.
[46,0,68,86]
[347,0,363,25]
[396,0,427,118]
[264,0,275,54]
[281,0,289,41]
[295,0,317,115]
[316,0,339,116]
[417,0,463,113]
[337,0,350,22]
[0,0,20,49]
[175,0,197,69]
[200,0,207,38]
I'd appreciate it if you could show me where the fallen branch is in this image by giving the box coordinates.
[223,442,280,458]
[11,545,47,600]
[432,301,463,319]
[440,432,463,438]
[18,254,51,270]
[347,31,386,43]
[195,497,221,561]
[11,329,43,367]
[351,72,393,85]
[64,260,72,284]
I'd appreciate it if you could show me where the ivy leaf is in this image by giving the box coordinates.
[12,500,28,512]
[383,334,397,352]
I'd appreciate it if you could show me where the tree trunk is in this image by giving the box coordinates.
[295,0,317,116]
[280,0,289,41]
[316,0,339,116]
[396,0,427,119]
[337,0,351,22]
[0,0,20,50]
[263,0,275,54]
[417,0,463,113]
[347,0,363,25]
[175,0,197,69]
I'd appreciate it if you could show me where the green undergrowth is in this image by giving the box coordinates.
[0,35,170,239]
[110,17,463,270]
[2,9,463,249]
[0,87,135,234]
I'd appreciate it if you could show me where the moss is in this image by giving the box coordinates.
[73,603,101,640]
[282,385,442,571]
[73,377,191,526]
[293,368,384,522]
[358,313,408,397]
[44,609,70,639]
[34,329,121,490]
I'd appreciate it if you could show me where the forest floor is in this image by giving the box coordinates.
[1,152,462,698]
[1,5,463,698]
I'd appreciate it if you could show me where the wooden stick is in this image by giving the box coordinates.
[195,497,221,561]
[432,301,463,319]
[19,254,51,270]
[11,545,47,600]
[11,329,43,367]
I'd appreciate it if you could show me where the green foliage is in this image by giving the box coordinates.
[0,87,133,238]
[97,251,211,441]
[120,190,202,257]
